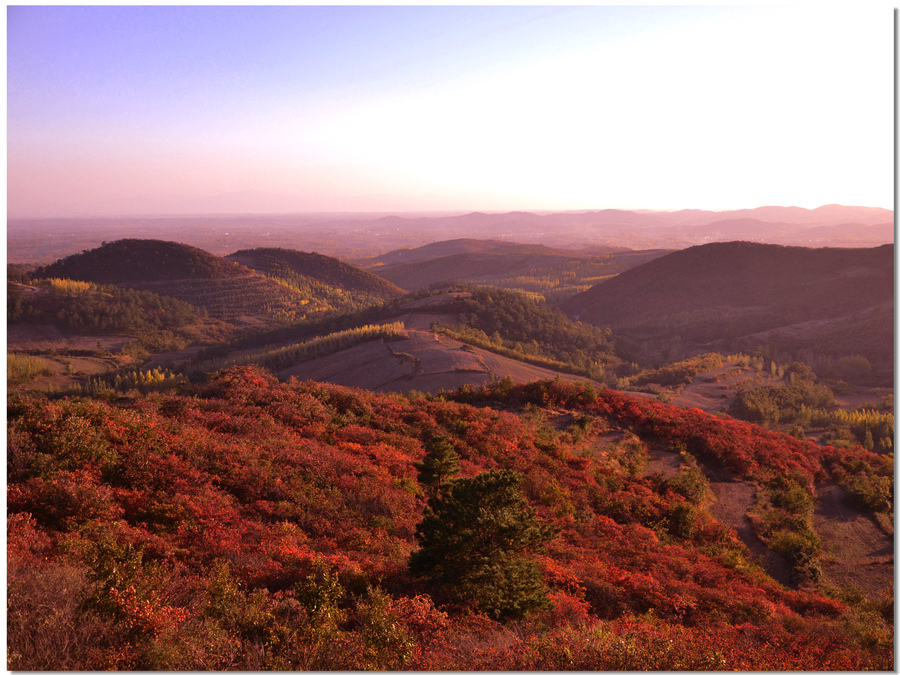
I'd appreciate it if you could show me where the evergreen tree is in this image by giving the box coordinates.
[409,469,555,620]
[413,435,460,498]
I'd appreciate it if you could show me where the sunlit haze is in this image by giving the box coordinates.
[7,5,895,217]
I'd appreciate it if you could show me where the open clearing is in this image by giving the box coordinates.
[279,327,590,394]
[671,361,773,412]
[7,324,135,352]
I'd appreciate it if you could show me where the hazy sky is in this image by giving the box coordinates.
[7,5,895,217]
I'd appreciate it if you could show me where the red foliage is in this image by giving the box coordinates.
[5,372,892,671]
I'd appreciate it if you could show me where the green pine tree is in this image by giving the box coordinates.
[413,435,460,498]
[409,469,555,620]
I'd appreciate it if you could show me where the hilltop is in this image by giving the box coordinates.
[225,247,406,301]
[367,238,582,266]
[31,240,399,326]
[564,242,894,384]
[35,238,246,284]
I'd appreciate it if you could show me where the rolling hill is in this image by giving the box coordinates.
[31,239,389,326]
[35,238,245,284]
[225,247,406,301]
[368,240,670,298]
[185,287,623,392]
[367,238,582,266]
[33,239,303,324]
[371,252,582,291]
[563,242,894,383]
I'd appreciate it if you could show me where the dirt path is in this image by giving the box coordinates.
[707,480,793,586]
[813,484,893,600]
[642,444,792,585]
[645,445,681,480]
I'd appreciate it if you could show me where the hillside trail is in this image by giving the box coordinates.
[671,359,893,597]
[813,484,893,601]
[643,442,793,586]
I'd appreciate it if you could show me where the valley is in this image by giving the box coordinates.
[6,222,894,671]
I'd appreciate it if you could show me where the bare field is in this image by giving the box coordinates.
[279,340,412,390]
[7,324,136,352]
[280,328,591,394]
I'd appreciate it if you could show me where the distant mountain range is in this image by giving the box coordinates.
[8,204,893,264]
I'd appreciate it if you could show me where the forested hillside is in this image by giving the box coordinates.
[225,247,406,310]
[8,279,218,341]
[35,239,246,284]
[428,286,621,380]
[7,370,892,670]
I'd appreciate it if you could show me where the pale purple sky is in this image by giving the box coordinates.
[7,5,895,217]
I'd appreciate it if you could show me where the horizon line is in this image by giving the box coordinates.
[7,203,894,221]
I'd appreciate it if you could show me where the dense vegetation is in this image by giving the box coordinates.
[431,286,622,381]
[8,279,218,342]
[7,370,892,670]
[624,353,725,390]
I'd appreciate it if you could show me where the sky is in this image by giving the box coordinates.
[6,5,896,217]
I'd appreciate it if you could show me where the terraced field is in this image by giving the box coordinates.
[122,273,310,324]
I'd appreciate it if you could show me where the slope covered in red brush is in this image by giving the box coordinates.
[7,368,892,670]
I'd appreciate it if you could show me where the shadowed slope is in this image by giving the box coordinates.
[563,242,894,382]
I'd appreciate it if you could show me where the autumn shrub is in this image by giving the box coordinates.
[7,352,53,384]
[769,530,823,582]
[768,475,815,518]
[7,561,114,670]
[663,452,712,506]
[353,586,416,669]
[5,371,894,670]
